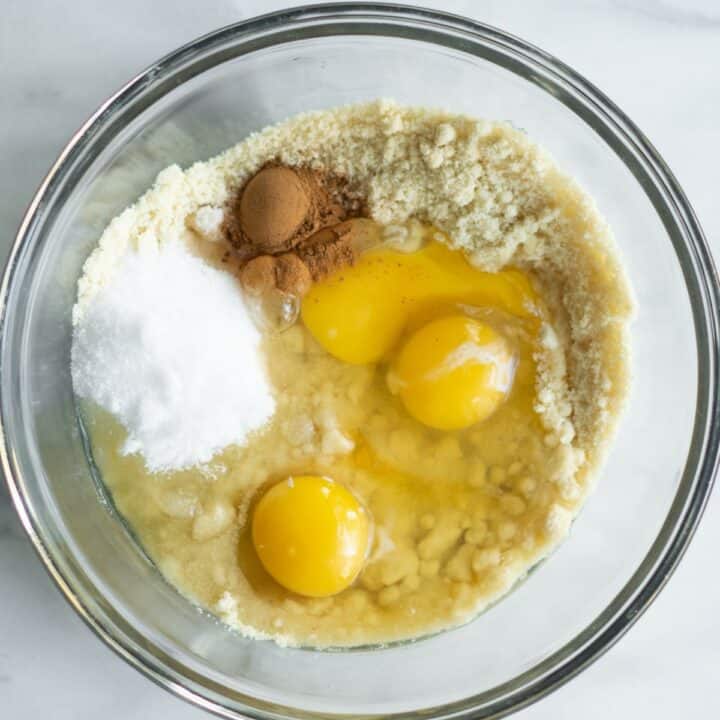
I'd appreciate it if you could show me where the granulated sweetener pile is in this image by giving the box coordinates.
[71,242,275,472]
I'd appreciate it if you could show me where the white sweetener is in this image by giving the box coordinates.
[72,242,275,472]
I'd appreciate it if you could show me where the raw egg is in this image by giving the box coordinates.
[252,475,370,597]
[301,240,539,365]
[387,315,516,430]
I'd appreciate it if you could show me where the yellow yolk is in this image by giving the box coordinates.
[301,240,539,365]
[388,315,516,430]
[251,475,370,598]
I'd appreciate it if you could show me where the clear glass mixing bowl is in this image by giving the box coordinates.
[2,5,718,719]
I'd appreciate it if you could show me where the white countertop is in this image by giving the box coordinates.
[1,1,719,718]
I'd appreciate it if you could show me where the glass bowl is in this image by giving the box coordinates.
[2,5,718,719]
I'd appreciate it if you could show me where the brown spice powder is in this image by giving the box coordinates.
[226,163,366,296]
[224,163,363,260]
[296,223,357,281]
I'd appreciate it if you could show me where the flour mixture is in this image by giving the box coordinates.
[72,101,633,647]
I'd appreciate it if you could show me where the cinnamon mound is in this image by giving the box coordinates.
[238,166,310,254]
[225,163,366,296]
[225,163,362,261]
[240,253,313,297]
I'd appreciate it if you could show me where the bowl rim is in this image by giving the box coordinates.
[2,3,719,719]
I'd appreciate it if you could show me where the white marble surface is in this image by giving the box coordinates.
[1,1,719,717]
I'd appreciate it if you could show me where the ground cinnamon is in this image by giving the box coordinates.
[238,166,310,255]
[240,253,313,297]
[296,223,356,281]
[225,163,366,297]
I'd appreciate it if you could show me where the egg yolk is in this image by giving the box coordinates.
[252,475,370,598]
[301,240,539,365]
[388,315,516,430]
